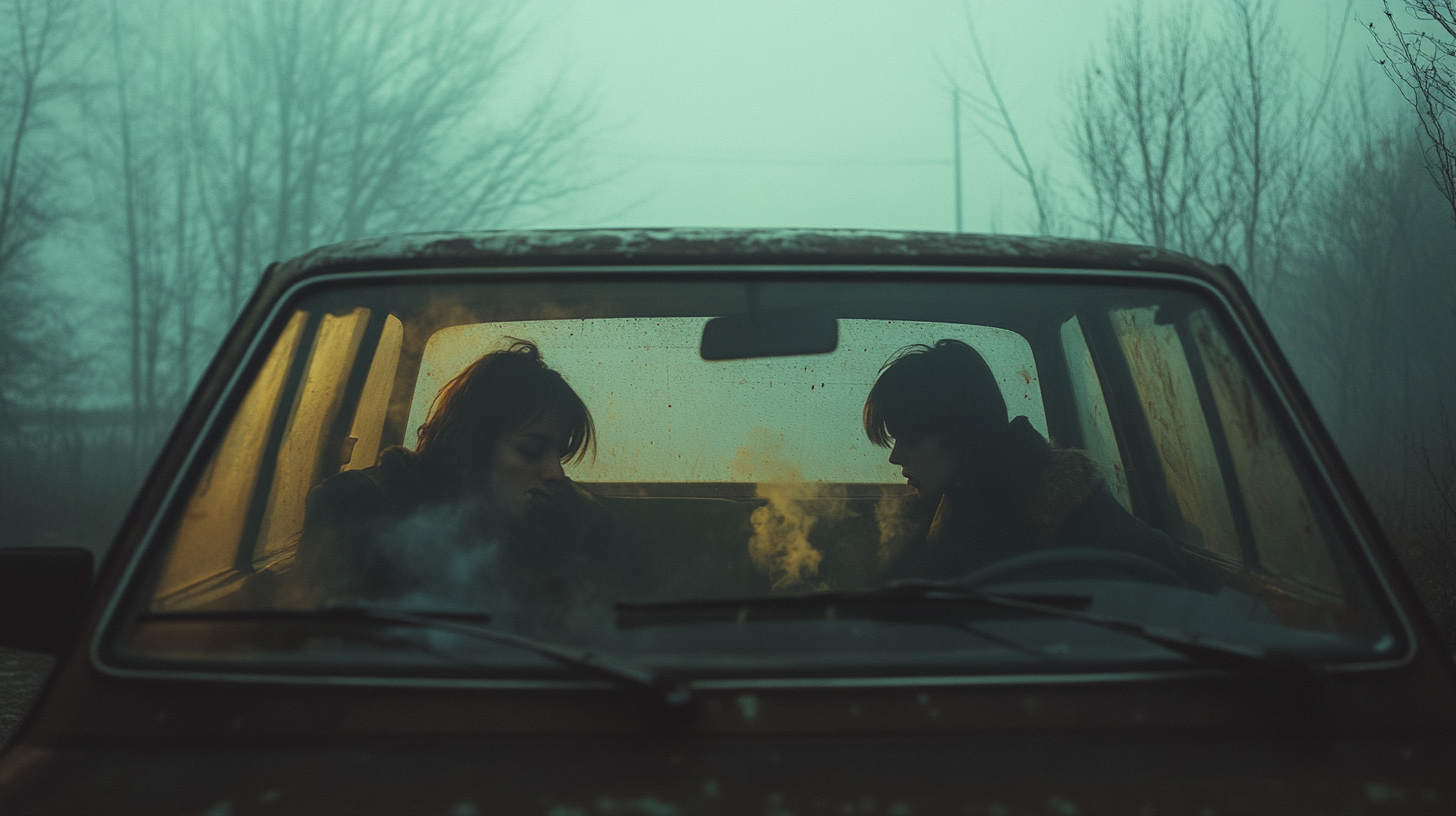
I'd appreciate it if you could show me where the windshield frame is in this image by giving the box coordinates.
[90,262,1419,690]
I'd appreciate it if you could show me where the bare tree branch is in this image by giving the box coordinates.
[1370,0,1456,226]
[0,0,85,422]
[952,3,1052,234]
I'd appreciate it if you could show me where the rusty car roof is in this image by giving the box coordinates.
[266,228,1234,290]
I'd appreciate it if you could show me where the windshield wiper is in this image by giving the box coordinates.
[615,583,1092,627]
[616,581,1311,679]
[139,606,495,623]
[141,604,691,705]
[959,588,1311,678]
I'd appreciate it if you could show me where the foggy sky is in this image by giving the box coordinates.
[527,0,1372,234]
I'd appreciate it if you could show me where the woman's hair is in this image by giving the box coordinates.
[863,339,1008,452]
[414,340,594,487]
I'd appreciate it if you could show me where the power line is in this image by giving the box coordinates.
[598,151,951,167]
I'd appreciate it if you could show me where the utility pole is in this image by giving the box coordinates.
[952,84,963,232]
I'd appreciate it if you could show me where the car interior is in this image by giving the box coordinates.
[137,273,1382,651]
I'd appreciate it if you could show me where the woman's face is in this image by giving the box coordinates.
[487,414,571,516]
[888,433,959,500]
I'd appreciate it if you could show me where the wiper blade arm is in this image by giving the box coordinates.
[140,607,495,623]
[617,582,1308,678]
[877,580,1311,676]
[615,583,1091,627]
[142,604,691,705]
[965,590,1310,677]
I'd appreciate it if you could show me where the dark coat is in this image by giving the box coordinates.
[289,447,621,636]
[888,416,1190,584]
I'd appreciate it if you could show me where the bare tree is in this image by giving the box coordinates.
[197,0,599,294]
[1068,0,1345,306]
[1219,0,1348,303]
[0,0,85,423]
[1369,0,1456,226]
[950,5,1054,234]
[1068,2,1225,256]
[91,1,209,443]
[80,0,602,432]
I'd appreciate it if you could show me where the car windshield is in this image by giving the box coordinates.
[110,272,1399,682]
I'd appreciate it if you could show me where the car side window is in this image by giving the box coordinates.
[340,314,403,473]
[1188,309,1342,595]
[1060,315,1131,511]
[156,311,308,607]
[1112,306,1243,563]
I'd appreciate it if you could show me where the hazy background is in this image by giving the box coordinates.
[544,0,1354,232]
[2,0,1454,640]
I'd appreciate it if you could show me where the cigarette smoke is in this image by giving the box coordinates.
[349,497,613,643]
[732,430,853,590]
[873,491,920,564]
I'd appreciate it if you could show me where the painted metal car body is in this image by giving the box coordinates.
[1,229,1453,815]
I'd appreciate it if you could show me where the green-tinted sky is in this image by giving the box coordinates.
[522,0,1370,233]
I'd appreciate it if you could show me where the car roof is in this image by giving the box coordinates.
[265,228,1235,294]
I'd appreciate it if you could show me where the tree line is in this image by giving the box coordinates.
[0,0,596,442]
[958,0,1456,637]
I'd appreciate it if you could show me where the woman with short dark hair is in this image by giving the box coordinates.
[864,339,1189,584]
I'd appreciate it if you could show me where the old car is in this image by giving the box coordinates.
[1,229,1453,814]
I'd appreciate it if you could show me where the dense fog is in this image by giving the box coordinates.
[1,0,1453,638]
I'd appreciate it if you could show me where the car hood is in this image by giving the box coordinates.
[4,732,1455,815]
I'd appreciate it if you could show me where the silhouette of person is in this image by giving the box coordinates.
[863,339,1189,585]
[293,340,619,630]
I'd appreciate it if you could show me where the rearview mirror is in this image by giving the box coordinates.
[700,308,838,360]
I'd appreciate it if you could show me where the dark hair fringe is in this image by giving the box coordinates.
[862,339,1007,449]
[415,339,596,488]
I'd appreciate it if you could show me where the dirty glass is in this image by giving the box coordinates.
[155,312,307,604]
[1113,307,1242,562]
[409,318,1045,484]
[1189,309,1342,595]
[122,276,1397,680]
[1059,315,1130,511]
